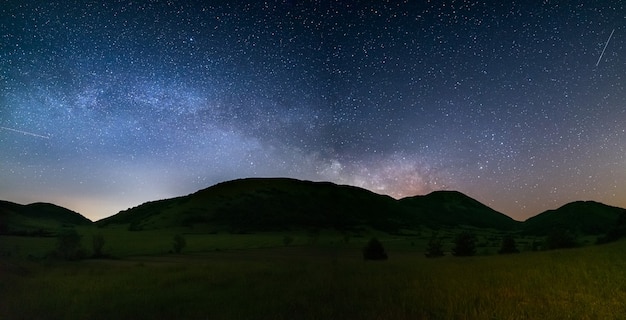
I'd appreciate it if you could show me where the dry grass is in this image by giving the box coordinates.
[2,240,626,319]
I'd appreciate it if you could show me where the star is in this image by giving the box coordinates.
[1,1,625,221]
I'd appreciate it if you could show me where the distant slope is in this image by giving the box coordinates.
[399,191,520,230]
[98,178,524,232]
[98,178,406,232]
[95,197,184,229]
[523,201,625,235]
[0,200,92,235]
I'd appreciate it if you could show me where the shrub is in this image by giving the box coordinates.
[597,210,626,244]
[172,234,186,253]
[307,229,320,244]
[498,235,520,254]
[55,229,85,260]
[452,231,476,257]
[363,237,388,260]
[282,235,294,246]
[425,233,445,258]
[92,234,106,258]
[128,220,142,231]
[546,229,578,249]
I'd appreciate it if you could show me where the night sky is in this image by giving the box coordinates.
[1,1,624,221]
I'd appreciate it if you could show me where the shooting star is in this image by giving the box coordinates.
[596,28,615,67]
[0,126,50,139]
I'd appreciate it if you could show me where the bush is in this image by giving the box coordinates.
[425,233,445,258]
[546,229,578,249]
[172,234,186,253]
[597,210,626,244]
[92,234,106,258]
[530,239,542,251]
[128,220,142,231]
[307,229,320,244]
[282,235,294,246]
[363,237,388,260]
[55,229,85,260]
[498,235,519,254]
[452,231,476,257]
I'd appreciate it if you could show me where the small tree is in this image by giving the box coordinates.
[527,239,542,251]
[597,210,626,244]
[55,228,84,260]
[452,231,476,257]
[498,235,519,254]
[0,215,7,234]
[92,234,106,258]
[282,235,294,246]
[425,233,445,258]
[172,234,186,253]
[307,229,320,244]
[546,229,578,249]
[363,237,388,260]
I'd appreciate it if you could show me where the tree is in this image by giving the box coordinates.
[425,233,445,258]
[172,234,186,253]
[546,229,578,249]
[452,231,476,257]
[0,215,7,234]
[128,220,142,231]
[92,234,106,258]
[597,210,626,244]
[307,229,320,244]
[55,228,84,260]
[282,235,294,246]
[363,237,388,260]
[498,235,519,254]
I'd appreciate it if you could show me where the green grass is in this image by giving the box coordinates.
[2,235,626,319]
[0,226,437,258]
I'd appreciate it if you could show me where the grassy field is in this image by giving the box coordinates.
[0,224,558,258]
[2,229,626,319]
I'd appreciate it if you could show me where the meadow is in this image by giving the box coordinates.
[2,228,626,319]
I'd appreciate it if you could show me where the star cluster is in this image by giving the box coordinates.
[1,1,625,221]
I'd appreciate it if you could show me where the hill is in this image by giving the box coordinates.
[98,178,406,232]
[522,201,626,235]
[8,178,623,236]
[0,200,92,235]
[97,178,521,232]
[399,191,520,230]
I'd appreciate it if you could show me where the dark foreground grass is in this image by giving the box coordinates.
[2,241,626,319]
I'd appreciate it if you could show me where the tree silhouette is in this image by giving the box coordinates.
[282,235,294,246]
[363,237,388,260]
[55,228,84,260]
[92,234,106,258]
[597,210,626,244]
[546,229,578,249]
[425,233,445,258]
[498,235,519,254]
[0,216,7,234]
[452,231,476,257]
[172,234,186,253]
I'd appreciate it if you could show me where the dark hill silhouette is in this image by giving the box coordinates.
[98,178,405,232]
[522,201,625,235]
[0,200,92,235]
[97,178,520,232]
[5,179,625,237]
[399,191,520,230]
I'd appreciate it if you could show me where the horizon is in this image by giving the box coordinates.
[2,176,621,223]
[2,2,625,222]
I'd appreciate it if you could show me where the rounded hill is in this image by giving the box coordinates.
[97,178,405,232]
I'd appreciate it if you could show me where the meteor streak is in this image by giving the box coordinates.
[595,28,615,67]
[0,126,50,139]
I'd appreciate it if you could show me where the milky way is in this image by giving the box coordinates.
[1,1,625,221]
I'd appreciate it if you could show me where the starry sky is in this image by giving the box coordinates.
[1,1,625,221]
